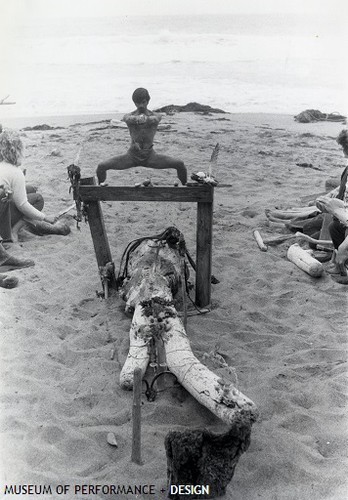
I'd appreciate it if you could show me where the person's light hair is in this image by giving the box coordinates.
[0,129,24,166]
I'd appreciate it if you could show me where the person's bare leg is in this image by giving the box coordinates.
[96,153,136,184]
[146,152,187,185]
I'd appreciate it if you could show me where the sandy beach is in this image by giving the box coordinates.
[0,110,347,499]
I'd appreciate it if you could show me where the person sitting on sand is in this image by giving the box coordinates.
[316,130,348,278]
[294,130,348,243]
[96,88,187,185]
[0,128,68,243]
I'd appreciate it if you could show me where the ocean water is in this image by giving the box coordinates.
[1,13,347,119]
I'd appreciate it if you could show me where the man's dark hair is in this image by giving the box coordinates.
[132,88,150,104]
[337,129,348,154]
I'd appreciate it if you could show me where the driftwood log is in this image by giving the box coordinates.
[119,229,257,424]
[253,230,333,252]
[287,243,323,277]
[252,230,267,251]
[265,206,319,220]
[118,228,258,496]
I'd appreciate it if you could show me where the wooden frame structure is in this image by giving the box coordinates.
[79,177,214,307]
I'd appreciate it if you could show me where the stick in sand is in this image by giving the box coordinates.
[55,203,76,220]
[180,256,188,329]
[295,232,332,247]
[73,135,87,166]
[131,368,143,465]
[0,95,10,104]
[253,230,267,251]
[209,143,219,177]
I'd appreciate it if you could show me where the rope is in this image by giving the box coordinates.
[116,226,182,287]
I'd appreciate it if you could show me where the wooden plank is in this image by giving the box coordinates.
[81,177,115,286]
[79,184,213,203]
[196,200,213,308]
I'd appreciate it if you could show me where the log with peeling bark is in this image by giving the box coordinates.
[287,243,323,277]
[118,228,258,427]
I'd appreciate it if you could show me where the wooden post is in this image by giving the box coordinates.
[81,177,116,288]
[196,195,213,308]
[131,367,143,465]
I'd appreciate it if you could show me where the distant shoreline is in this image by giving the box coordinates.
[2,110,295,129]
[1,113,122,130]
[1,111,345,137]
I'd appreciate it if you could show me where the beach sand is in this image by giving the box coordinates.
[0,111,347,499]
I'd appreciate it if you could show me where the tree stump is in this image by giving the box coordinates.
[165,411,252,499]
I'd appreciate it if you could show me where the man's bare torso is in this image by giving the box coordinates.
[123,111,162,150]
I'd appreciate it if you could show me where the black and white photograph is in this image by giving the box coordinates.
[1,0,347,498]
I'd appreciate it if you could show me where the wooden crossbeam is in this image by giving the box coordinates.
[79,184,213,203]
[79,178,214,307]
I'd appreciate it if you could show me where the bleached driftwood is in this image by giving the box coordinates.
[164,315,256,425]
[119,236,182,388]
[253,230,267,251]
[265,206,319,220]
[287,243,323,277]
[253,230,333,252]
[119,230,258,426]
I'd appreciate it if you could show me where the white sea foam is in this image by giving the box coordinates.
[1,14,346,118]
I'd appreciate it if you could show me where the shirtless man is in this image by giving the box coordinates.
[96,88,187,185]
